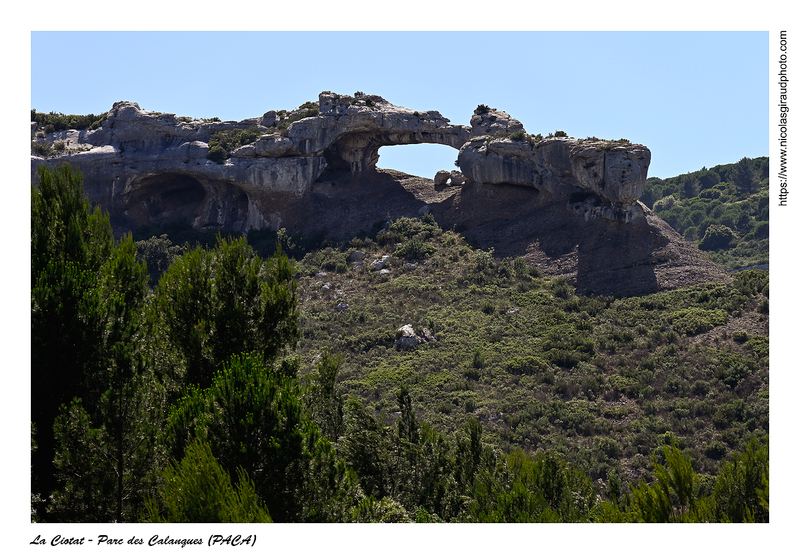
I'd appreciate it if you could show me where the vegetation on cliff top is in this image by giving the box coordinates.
[31,109,107,133]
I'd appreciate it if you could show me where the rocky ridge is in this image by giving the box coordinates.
[31,91,730,295]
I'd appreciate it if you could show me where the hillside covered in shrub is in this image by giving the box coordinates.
[32,162,768,524]
[643,157,768,270]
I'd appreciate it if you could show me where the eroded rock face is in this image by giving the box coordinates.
[31,93,653,238]
[457,133,651,215]
[31,93,473,232]
[29,93,731,296]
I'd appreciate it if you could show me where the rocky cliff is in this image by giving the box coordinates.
[31,92,729,296]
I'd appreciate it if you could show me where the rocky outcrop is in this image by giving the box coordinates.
[31,93,470,232]
[31,93,651,232]
[457,130,651,222]
[395,324,436,349]
[469,107,524,138]
[30,91,732,295]
[31,93,654,228]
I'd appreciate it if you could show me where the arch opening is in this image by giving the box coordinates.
[377,143,460,180]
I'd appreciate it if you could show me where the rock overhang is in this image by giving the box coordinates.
[31,91,651,233]
[30,92,734,296]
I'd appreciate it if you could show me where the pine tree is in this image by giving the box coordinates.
[304,349,345,442]
[154,237,299,389]
[165,354,310,521]
[629,443,712,522]
[144,439,272,523]
[31,164,115,512]
[51,373,167,522]
[712,437,769,522]
[33,164,167,522]
[734,156,755,196]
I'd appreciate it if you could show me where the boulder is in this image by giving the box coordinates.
[371,255,391,270]
[260,110,278,127]
[449,170,467,186]
[434,169,450,185]
[470,107,525,138]
[394,324,436,349]
[349,250,366,262]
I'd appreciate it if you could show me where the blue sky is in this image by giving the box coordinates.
[31,31,767,179]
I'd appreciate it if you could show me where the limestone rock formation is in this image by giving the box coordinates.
[30,91,731,296]
[31,93,470,232]
[30,93,650,232]
[457,118,652,223]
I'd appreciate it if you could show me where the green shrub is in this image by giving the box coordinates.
[683,226,699,241]
[691,379,711,396]
[704,440,727,460]
[698,225,735,251]
[394,237,435,260]
[698,188,722,199]
[471,249,494,273]
[31,141,54,157]
[504,356,550,375]
[207,127,263,160]
[472,348,486,369]
[744,336,769,359]
[276,103,320,130]
[653,195,678,212]
[733,269,769,296]
[744,221,769,240]
[550,276,573,299]
[715,353,758,389]
[513,257,528,277]
[547,349,588,369]
[669,307,729,336]
[303,247,349,274]
[732,330,749,343]
[207,145,227,164]
[31,109,107,132]
[596,437,622,459]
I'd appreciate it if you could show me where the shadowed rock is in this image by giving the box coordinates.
[30,92,730,295]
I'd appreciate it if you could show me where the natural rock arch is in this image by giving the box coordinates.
[30,91,734,295]
[319,131,465,179]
